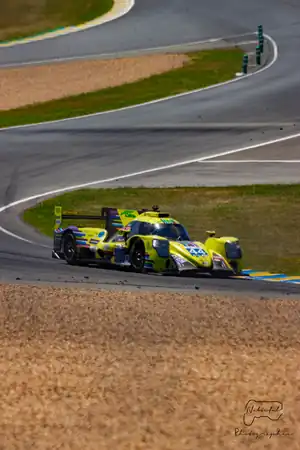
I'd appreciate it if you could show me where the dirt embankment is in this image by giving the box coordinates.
[0,53,189,110]
[1,283,300,449]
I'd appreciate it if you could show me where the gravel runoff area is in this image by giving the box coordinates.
[0,54,189,110]
[1,283,300,449]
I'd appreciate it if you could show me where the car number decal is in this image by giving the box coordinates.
[182,242,208,256]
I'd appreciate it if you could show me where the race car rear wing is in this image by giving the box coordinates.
[54,206,150,238]
[54,206,105,228]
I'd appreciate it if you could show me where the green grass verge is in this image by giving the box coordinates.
[0,48,243,128]
[0,0,113,43]
[23,185,300,275]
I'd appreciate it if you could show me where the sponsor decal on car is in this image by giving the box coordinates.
[172,255,187,267]
[161,218,175,224]
[74,232,86,238]
[90,239,100,244]
[182,242,208,257]
[119,209,138,219]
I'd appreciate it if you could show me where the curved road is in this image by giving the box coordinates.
[1,0,300,296]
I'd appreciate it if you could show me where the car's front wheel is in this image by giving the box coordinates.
[62,231,78,265]
[129,240,146,272]
[165,256,180,275]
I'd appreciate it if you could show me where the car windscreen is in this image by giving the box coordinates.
[151,223,190,240]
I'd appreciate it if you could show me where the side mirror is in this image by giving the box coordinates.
[206,230,216,237]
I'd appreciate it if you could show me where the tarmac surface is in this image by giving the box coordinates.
[1,0,300,294]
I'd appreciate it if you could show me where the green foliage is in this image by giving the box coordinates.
[0,0,113,42]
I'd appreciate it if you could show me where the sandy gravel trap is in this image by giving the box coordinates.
[0,54,189,110]
[1,283,300,449]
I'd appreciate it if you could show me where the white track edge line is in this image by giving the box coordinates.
[198,160,300,163]
[3,130,300,245]
[0,33,256,68]
[0,33,278,132]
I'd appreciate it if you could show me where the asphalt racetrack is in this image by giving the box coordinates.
[1,0,300,296]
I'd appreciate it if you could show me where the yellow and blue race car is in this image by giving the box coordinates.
[52,205,243,277]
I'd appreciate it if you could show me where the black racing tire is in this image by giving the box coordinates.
[129,240,146,273]
[165,256,180,276]
[62,231,78,265]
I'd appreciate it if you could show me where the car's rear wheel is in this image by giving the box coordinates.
[63,231,78,265]
[129,240,146,272]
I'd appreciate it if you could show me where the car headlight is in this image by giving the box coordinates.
[152,239,169,257]
[225,241,242,259]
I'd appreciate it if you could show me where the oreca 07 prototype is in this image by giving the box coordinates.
[52,205,243,276]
